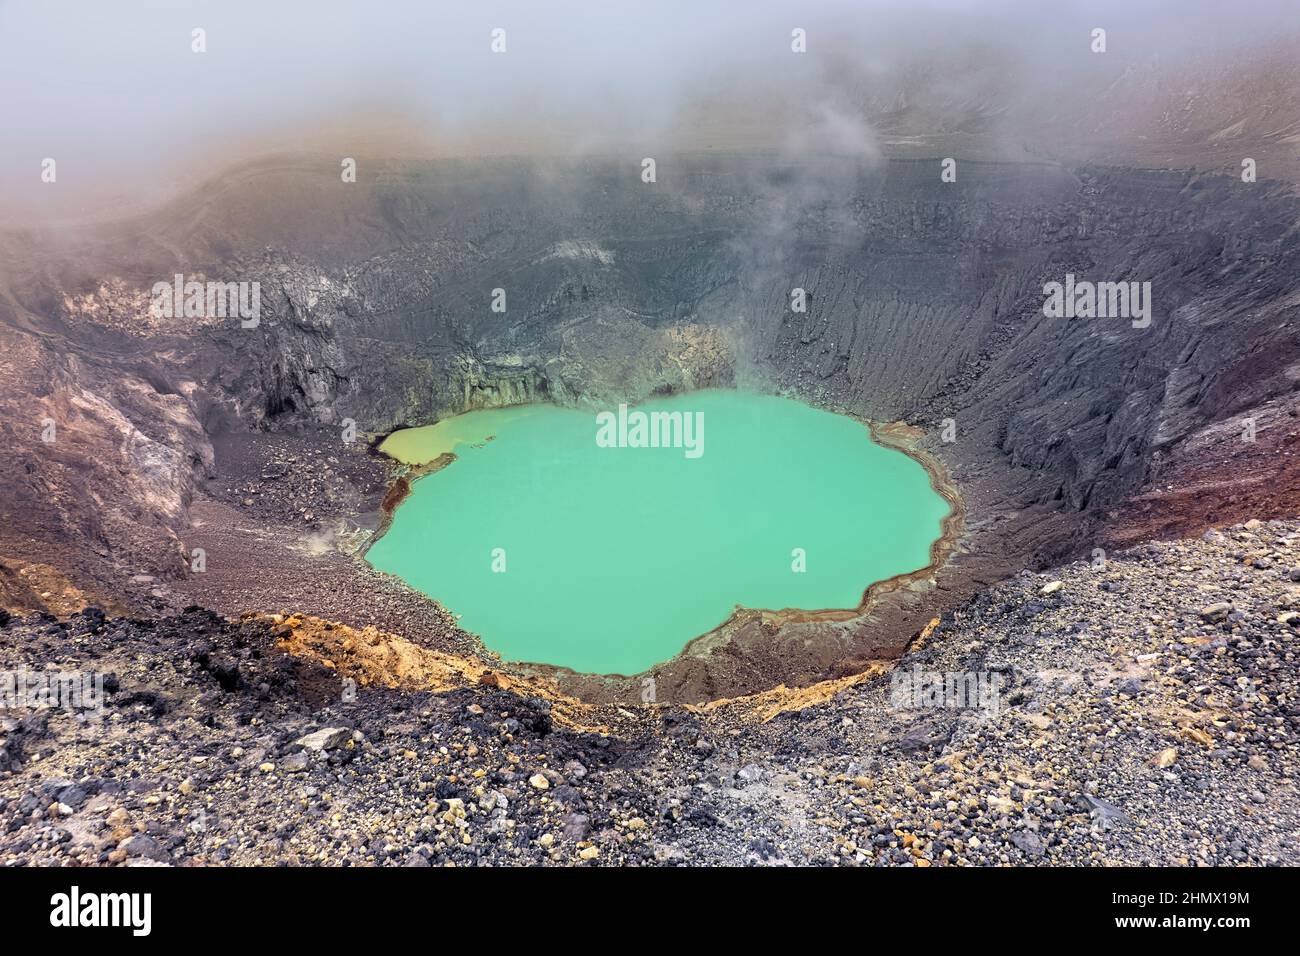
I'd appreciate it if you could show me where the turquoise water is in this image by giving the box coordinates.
[367,391,948,675]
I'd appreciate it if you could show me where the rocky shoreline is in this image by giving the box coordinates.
[2,516,1295,866]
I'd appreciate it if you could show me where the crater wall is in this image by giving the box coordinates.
[3,154,1299,697]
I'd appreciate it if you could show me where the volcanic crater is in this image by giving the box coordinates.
[3,153,1300,704]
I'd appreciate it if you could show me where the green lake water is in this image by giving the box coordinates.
[366,390,949,675]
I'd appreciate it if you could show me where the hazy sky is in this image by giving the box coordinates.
[1,0,1295,215]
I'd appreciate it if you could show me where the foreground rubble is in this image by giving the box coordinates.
[1,518,1296,866]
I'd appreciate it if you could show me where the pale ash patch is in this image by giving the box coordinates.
[539,240,615,266]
